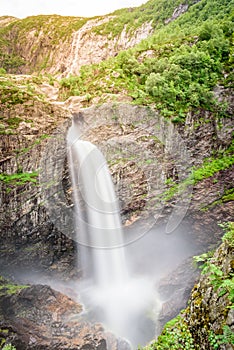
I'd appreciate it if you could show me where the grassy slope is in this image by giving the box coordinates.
[0,15,90,73]
[59,0,233,121]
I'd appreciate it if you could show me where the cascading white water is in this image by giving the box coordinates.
[67,122,159,347]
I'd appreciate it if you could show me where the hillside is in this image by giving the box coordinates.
[1,0,232,77]
[58,0,234,120]
[0,0,233,349]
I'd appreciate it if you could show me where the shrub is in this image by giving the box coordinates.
[2,344,16,350]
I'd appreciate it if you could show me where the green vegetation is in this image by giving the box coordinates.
[92,0,209,38]
[0,328,9,348]
[14,15,88,43]
[0,278,21,348]
[197,222,234,306]
[202,262,234,305]
[209,326,234,349]
[200,188,234,211]
[145,315,197,350]
[1,339,16,350]
[222,189,234,203]
[193,250,215,269]
[0,81,31,105]
[146,222,234,350]
[59,0,234,121]
[0,171,38,186]
[2,345,17,350]
[160,142,234,202]
[191,154,234,183]
[0,52,25,73]
[0,77,42,106]
[0,276,28,297]
[0,15,89,72]
[221,222,234,248]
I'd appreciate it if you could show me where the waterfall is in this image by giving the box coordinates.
[63,17,114,77]
[69,30,82,76]
[67,122,158,347]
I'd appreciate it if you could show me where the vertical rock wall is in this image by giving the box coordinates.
[0,99,76,278]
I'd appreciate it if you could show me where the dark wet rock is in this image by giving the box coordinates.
[184,241,234,350]
[0,284,109,350]
[0,98,77,279]
[157,258,200,329]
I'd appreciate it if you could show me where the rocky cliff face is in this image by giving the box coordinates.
[0,281,109,350]
[0,76,76,278]
[185,235,234,349]
[71,103,233,237]
[58,18,154,77]
[0,15,153,76]
[146,225,234,349]
[1,92,233,282]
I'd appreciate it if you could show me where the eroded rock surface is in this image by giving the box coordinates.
[185,240,234,350]
[0,284,108,350]
[0,84,76,278]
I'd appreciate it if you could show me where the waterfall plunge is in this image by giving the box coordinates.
[67,123,159,347]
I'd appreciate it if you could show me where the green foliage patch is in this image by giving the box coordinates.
[145,315,197,350]
[200,188,234,211]
[59,0,234,121]
[209,326,234,349]
[0,276,28,297]
[221,222,234,248]
[0,52,25,73]
[0,78,40,106]
[202,262,234,304]
[160,143,234,203]
[2,345,17,350]
[0,171,38,186]
[198,222,234,306]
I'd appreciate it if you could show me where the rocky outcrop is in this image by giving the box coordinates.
[164,4,189,24]
[0,16,18,28]
[59,17,153,77]
[70,104,233,230]
[0,283,108,349]
[0,77,76,278]
[49,18,153,77]
[185,236,234,349]
[147,226,234,349]
[157,259,200,330]
[0,0,202,76]
[1,15,153,76]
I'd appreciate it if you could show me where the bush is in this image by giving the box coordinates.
[2,344,16,350]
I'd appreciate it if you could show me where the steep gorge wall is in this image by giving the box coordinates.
[1,99,233,278]
[0,85,76,277]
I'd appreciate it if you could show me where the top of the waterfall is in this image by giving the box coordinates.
[39,104,194,247]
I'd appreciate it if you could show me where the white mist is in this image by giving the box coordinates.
[67,123,159,347]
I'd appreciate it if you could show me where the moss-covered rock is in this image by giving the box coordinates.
[146,223,234,350]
